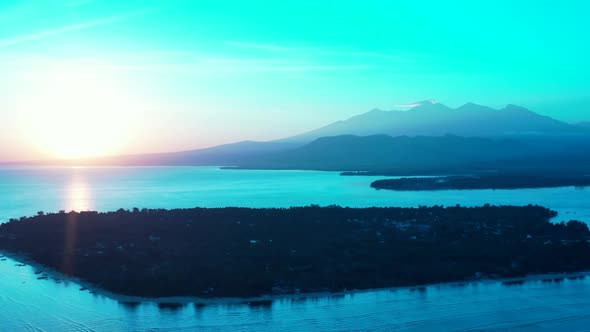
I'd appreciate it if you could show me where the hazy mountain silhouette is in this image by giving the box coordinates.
[10,101,590,172]
[238,134,520,171]
[577,122,590,128]
[234,134,590,174]
[283,101,588,142]
[36,141,299,166]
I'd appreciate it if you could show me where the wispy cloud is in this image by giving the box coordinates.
[0,8,155,49]
[224,40,429,63]
[212,40,429,74]
[246,64,373,72]
[0,48,375,75]
[186,55,373,72]
[81,59,373,74]
[394,99,438,108]
[395,103,421,108]
[1,41,377,76]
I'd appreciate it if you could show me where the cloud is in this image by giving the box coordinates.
[211,41,429,74]
[86,60,373,74]
[245,64,373,72]
[0,53,373,76]
[224,41,429,63]
[395,103,421,108]
[0,8,155,49]
[395,99,438,108]
[0,40,376,76]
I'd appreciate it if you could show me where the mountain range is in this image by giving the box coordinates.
[15,101,590,173]
[284,100,588,142]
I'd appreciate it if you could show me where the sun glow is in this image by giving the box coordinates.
[66,170,93,212]
[20,65,139,159]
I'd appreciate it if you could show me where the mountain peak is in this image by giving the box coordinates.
[456,102,495,112]
[409,100,450,112]
[410,99,438,106]
[282,101,587,143]
[461,102,483,108]
[395,99,438,109]
[502,104,531,113]
[416,99,438,105]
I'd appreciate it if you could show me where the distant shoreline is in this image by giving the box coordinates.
[371,175,590,191]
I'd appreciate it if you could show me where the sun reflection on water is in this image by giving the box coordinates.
[62,169,94,275]
[66,170,93,212]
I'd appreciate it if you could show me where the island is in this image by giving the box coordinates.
[370,175,590,191]
[0,205,589,299]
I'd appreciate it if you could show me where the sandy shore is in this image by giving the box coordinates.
[2,249,589,306]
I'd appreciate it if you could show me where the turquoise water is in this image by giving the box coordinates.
[1,166,590,331]
[2,255,590,331]
[0,166,588,223]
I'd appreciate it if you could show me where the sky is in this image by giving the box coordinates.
[1,0,589,161]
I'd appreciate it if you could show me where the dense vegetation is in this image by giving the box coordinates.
[371,175,590,191]
[1,206,589,298]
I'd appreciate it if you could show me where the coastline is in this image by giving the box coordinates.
[370,175,590,192]
[3,249,589,306]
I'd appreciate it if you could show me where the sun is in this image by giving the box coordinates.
[20,65,138,159]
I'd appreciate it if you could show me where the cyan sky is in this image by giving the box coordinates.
[1,0,589,160]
